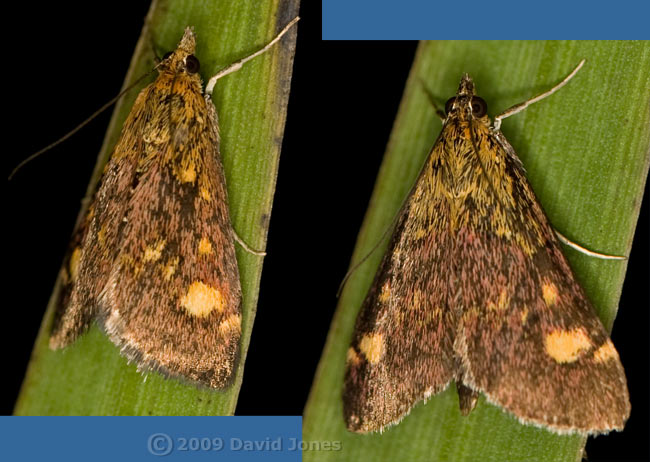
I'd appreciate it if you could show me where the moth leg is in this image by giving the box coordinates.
[202,18,298,257]
[205,16,299,96]
[232,229,266,256]
[554,230,626,260]
[493,59,585,130]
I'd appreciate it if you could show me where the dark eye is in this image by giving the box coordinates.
[471,96,487,117]
[185,55,200,74]
[445,97,456,114]
[162,51,173,60]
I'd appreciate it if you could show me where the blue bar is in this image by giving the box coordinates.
[322,0,650,39]
[1,417,302,461]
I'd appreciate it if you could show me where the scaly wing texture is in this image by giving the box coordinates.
[344,133,457,433]
[98,74,242,389]
[344,106,629,434]
[454,117,630,433]
[51,31,242,390]
[49,87,150,349]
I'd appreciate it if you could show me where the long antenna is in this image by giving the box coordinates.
[8,70,155,180]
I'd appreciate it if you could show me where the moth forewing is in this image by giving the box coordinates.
[50,18,299,389]
[344,67,630,435]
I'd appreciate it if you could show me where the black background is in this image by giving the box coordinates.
[4,2,648,460]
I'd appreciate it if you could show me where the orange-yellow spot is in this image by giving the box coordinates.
[200,187,211,201]
[593,340,618,363]
[120,254,140,275]
[430,306,443,321]
[414,224,433,240]
[162,257,179,280]
[359,333,384,364]
[462,306,480,323]
[218,314,241,335]
[346,347,361,366]
[520,307,529,324]
[198,237,213,255]
[97,225,107,246]
[179,163,196,183]
[491,207,512,238]
[144,239,166,262]
[542,282,559,306]
[86,205,95,223]
[180,281,224,318]
[378,281,391,303]
[69,246,82,282]
[516,236,537,257]
[411,289,425,311]
[544,328,592,363]
[488,289,509,312]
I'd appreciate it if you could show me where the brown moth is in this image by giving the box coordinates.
[50,18,298,389]
[343,63,630,434]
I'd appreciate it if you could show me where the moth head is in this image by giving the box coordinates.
[158,27,201,77]
[457,73,475,97]
[445,74,488,120]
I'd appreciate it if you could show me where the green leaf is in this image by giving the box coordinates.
[303,41,649,461]
[14,0,299,416]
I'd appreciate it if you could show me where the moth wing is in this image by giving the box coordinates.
[457,129,630,433]
[344,139,457,433]
[98,99,242,389]
[50,89,151,349]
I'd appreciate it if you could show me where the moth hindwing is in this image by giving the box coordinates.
[50,28,246,389]
[343,70,630,435]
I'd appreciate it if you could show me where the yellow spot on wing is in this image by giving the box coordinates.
[69,246,82,282]
[144,239,166,262]
[411,289,424,311]
[120,254,142,276]
[161,256,179,280]
[359,333,384,364]
[181,281,224,317]
[414,224,433,240]
[86,205,95,222]
[488,289,509,311]
[198,237,213,255]
[593,340,619,363]
[346,347,361,366]
[542,282,559,306]
[378,281,391,303]
[200,187,211,201]
[520,307,529,324]
[218,314,241,334]
[516,236,537,257]
[97,225,107,246]
[179,163,196,183]
[544,328,592,363]
[462,306,480,323]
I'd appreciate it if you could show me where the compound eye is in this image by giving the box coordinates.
[445,97,456,114]
[185,55,200,74]
[471,96,487,117]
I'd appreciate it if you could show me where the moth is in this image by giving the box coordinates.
[343,62,630,434]
[49,18,298,389]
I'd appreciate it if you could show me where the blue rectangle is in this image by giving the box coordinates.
[322,0,650,39]
[1,417,302,461]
